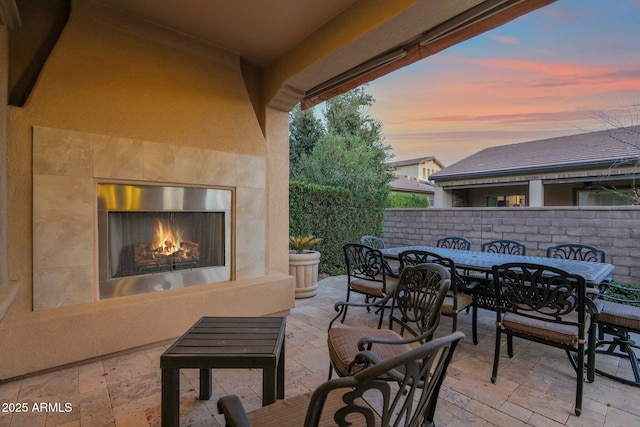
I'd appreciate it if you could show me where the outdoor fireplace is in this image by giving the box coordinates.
[98,184,232,299]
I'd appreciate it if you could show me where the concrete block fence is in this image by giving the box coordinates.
[382,207,640,285]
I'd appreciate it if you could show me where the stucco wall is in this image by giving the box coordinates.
[0,2,294,379]
[383,207,640,285]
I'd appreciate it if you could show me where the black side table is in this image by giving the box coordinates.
[160,316,286,426]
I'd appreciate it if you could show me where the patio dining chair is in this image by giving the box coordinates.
[218,331,465,427]
[491,263,599,416]
[465,239,528,314]
[327,263,450,378]
[359,235,400,277]
[482,239,526,255]
[436,236,471,250]
[546,243,605,263]
[341,243,400,326]
[398,249,479,344]
[594,282,640,387]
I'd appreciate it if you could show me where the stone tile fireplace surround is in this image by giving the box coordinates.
[33,126,266,311]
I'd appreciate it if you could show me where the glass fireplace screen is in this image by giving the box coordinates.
[108,211,225,279]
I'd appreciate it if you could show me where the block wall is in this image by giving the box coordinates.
[383,207,640,285]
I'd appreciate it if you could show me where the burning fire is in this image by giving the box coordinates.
[153,219,184,256]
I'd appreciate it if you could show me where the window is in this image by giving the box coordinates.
[487,194,526,207]
[576,188,637,206]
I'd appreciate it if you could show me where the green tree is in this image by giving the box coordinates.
[296,134,393,195]
[325,86,383,146]
[289,104,325,179]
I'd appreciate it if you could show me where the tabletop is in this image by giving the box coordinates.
[161,316,286,367]
[380,245,615,286]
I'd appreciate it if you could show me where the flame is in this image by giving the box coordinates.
[153,219,183,256]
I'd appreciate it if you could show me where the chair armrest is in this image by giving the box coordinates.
[598,281,640,304]
[217,395,253,427]
[328,293,394,328]
[356,312,442,351]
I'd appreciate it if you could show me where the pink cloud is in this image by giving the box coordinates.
[492,35,519,44]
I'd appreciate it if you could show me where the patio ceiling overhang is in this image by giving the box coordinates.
[299,0,557,109]
[3,0,557,112]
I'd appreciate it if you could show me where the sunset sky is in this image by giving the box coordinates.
[365,0,640,166]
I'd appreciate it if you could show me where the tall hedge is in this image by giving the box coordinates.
[387,193,431,208]
[289,180,387,275]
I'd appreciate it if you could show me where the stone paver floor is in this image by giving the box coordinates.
[0,275,638,426]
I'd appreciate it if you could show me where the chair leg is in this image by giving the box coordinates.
[575,343,585,416]
[491,329,501,383]
[472,302,478,345]
[587,325,597,383]
[595,333,640,387]
[507,335,514,358]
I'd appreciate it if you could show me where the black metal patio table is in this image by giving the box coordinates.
[381,245,614,310]
[160,316,286,427]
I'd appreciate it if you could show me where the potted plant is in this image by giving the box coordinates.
[289,235,322,299]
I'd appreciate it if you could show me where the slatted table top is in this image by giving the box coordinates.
[160,316,286,369]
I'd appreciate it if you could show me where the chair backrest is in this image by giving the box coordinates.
[388,262,450,340]
[398,249,462,293]
[492,263,590,328]
[343,243,390,287]
[360,235,386,249]
[482,239,526,255]
[436,236,471,250]
[304,331,465,427]
[546,243,605,263]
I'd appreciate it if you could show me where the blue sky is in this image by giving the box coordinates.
[366,0,640,165]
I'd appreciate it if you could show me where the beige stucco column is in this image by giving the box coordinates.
[529,179,544,207]
[434,185,452,208]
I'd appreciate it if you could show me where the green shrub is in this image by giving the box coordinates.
[387,193,431,208]
[290,181,386,275]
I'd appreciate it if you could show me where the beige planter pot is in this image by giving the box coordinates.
[289,250,321,299]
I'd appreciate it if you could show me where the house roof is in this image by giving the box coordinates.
[431,126,640,181]
[389,156,444,168]
[389,175,435,194]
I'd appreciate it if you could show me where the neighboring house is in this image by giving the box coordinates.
[389,156,445,181]
[389,174,435,204]
[431,126,640,208]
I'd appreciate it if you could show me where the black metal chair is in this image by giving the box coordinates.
[359,235,400,277]
[466,239,528,314]
[399,250,479,344]
[327,263,450,378]
[359,235,386,249]
[436,236,471,250]
[490,263,599,416]
[342,243,400,326]
[594,282,640,387]
[546,243,605,263]
[218,331,465,427]
[482,239,526,255]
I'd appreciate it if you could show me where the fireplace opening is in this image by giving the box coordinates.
[109,211,225,278]
[98,184,232,299]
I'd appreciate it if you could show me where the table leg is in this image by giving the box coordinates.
[277,339,285,400]
[161,368,180,427]
[263,366,276,406]
[199,368,212,400]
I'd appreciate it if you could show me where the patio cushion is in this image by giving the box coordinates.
[599,300,640,330]
[349,275,399,298]
[328,326,411,376]
[247,389,371,427]
[502,311,591,346]
[441,292,473,315]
